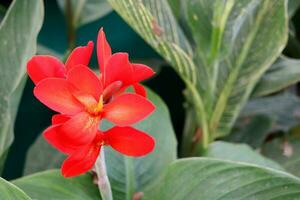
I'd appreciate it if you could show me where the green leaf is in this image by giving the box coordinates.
[57,0,112,28]
[241,93,300,132]
[262,137,300,177]
[159,158,300,200]
[0,0,43,167]
[13,170,100,200]
[206,141,283,170]
[24,136,64,175]
[288,0,300,17]
[23,89,177,200]
[102,89,177,200]
[0,177,31,200]
[252,56,300,97]
[226,115,273,148]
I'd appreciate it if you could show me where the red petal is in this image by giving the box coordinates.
[59,112,99,147]
[27,55,65,85]
[43,125,77,154]
[104,126,155,156]
[132,63,155,83]
[61,142,101,177]
[102,81,122,101]
[97,28,112,74]
[103,53,132,87]
[133,83,146,97]
[67,65,103,101]
[103,93,155,126]
[34,78,84,115]
[51,114,70,125]
[65,41,94,72]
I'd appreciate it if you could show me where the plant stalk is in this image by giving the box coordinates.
[95,147,113,200]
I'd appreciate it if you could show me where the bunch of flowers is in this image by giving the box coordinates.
[26,28,156,177]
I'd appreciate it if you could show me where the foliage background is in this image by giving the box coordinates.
[1,0,186,180]
[1,0,300,195]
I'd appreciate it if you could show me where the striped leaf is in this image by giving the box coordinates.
[107,0,198,87]
[108,0,288,147]
[185,0,288,137]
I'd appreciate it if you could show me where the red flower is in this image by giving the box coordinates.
[47,115,155,177]
[27,28,156,177]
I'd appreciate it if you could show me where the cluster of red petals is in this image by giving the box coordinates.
[27,28,156,177]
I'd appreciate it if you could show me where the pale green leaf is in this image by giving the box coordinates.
[13,170,100,200]
[206,141,283,170]
[253,56,300,97]
[159,158,300,200]
[0,0,43,166]
[0,177,31,200]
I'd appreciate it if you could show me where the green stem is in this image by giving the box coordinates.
[65,0,76,50]
[125,157,135,200]
[95,148,113,200]
[185,81,210,152]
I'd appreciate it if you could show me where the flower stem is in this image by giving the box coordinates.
[95,147,113,200]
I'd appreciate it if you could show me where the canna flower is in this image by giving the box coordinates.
[97,28,154,97]
[48,115,155,177]
[27,28,156,177]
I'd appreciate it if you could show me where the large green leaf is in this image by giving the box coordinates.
[206,141,283,170]
[0,177,31,200]
[57,0,112,28]
[0,0,43,167]
[23,89,177,200]
[159,158,300,200]
[252,56,300,97]
[13,170,100,200]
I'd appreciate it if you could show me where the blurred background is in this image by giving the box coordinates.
[1,0,300,180]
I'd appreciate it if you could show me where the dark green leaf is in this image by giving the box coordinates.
[262,137,300,177]
[227,115,273,148]
[241,93,300,132]
[253,57,300,97]
[57,0,112,28]
[288,0,300,17]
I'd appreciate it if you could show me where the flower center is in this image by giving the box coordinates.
[87,96,103,117]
